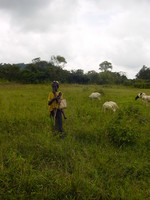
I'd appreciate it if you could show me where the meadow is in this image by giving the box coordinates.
[0,83,150,199]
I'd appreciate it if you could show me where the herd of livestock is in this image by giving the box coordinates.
[88,92,150,112]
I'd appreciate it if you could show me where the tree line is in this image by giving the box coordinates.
[0,56,150,87]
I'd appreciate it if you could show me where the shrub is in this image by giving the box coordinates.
[133,81,150,89]
[107,109,139,146]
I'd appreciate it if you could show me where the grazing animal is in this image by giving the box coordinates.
[89,92,101,100]
[102,101,118,112]
[135,92,150,106]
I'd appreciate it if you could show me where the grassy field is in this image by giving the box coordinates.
[0,83,150,199]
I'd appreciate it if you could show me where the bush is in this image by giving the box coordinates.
[107,121,138,146]
[133,81,150,89]
[107,109,139,146]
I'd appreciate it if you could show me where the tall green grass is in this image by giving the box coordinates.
[0,83,150,199]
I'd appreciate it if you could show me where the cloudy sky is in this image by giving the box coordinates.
[0,0,150,79]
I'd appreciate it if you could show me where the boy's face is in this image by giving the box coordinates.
[52,83,58,93]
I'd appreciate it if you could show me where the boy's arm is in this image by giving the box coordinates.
[48,97,56,105]
[48,93,57,105]
[58,92,62,98]
[48,92,62,105]
[57,92,62,103]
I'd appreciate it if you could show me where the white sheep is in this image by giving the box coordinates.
[102,101,119,112]
[135,92,150,106]
[89,92,101,100]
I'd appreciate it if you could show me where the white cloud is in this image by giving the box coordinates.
[0,0,150,79]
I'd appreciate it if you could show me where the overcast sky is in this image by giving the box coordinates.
[0,0,150,79]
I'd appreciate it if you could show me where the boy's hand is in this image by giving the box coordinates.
[59,92,62,96]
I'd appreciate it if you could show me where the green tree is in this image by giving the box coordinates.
[99,61,113,72]
[87,70,100,84]
[0,64,21,81]
[50,55,67,68]
[136,65,150,80]
[32,57,41,63]
[69,69,89,84]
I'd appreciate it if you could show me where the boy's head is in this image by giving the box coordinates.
[52,81,59,93]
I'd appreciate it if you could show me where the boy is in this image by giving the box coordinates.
[48,81,66,134]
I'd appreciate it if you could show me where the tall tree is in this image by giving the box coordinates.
[136,65,150,80]
[99,61,113,72]
[50,55,67,68]
[87,70,100,84]
[32,57,41,63]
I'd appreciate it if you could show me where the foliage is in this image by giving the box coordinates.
[68,69,89,84]
[133,79,150,88]
[0,58,137,86]
[32,57,41,63]
[50,55,67,68]
[107,107,140,146]
[86,70,100,84]
[2,58,150,87]
[98,71,127,84]
[0,64,21,81]
[136,65,150,80]
[99,61,113,72]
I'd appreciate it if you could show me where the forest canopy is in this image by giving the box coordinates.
[0,56,150,87]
